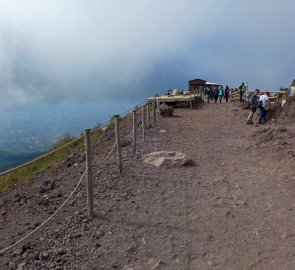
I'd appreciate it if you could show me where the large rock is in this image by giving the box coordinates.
[159,104,174,117]
[143,151,193,168]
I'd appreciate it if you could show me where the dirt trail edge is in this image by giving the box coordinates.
[1,102,295,270]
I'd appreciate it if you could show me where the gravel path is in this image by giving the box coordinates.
[1,102,295,269]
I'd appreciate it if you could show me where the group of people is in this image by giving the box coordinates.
[203,85,231,103]
[202,82,249,104]
[200,81,271,125]
[246,89,270,125]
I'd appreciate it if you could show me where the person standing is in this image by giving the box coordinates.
[258,91,270,124]
[213,87,219,103]
[224,85,230,102]
[209,87,214,102]
[239,82,247,102]
[218,85,224,103]
[246,89,260,124]
[204,86,210,103]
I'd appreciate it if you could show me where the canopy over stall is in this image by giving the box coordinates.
[188,79,221,92]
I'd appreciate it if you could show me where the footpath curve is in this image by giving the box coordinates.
[1,102,295,270]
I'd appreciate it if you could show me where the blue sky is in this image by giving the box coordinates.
[0,0,295,107]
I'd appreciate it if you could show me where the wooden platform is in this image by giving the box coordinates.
[147,94,196,103]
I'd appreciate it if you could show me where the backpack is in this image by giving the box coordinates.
[257,100,262,108]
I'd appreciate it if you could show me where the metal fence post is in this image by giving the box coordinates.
[114,115,123,172]
[132,110,137,155]
[142,106,146,141]
[84,129,94,220]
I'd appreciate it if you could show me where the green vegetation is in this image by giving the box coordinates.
[0,104,145,193]
[31,196,41,205]
[137,120,143,127]
[0,127,104,193]
[48,133,77,151]
[119,140,129,148]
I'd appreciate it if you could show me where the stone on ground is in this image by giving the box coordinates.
[159,104,174,117]
[143,151,193,168]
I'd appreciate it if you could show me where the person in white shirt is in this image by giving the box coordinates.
[258,91,270,124]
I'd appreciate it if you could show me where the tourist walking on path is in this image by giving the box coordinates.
[209,87,214,102]
[224,85,230,102]
[213,87,219,103]
[218,86,224,103]
[258,91,270,124]
[246,89,260,124]
[204,86,210,103]
[239,82,247,102]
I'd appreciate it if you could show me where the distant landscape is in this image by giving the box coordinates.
[0,150,42,172]
[0,100,137,173]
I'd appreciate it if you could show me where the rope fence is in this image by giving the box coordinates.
[0,135,84,177]
[93,141,117,167]
[1,93,213,256]
[0,169,87,255]
[0,98,159,255]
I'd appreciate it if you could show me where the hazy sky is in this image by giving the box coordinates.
[1,0,295,107]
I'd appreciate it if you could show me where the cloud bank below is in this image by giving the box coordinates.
[0,0,295,107]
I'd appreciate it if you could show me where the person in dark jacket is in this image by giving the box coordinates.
[209,87,214,102]
[213,87,219,103]
[204,86,210,103]
[224,85,230,102]
[246,89,260,124]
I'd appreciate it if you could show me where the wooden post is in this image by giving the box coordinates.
[114,115,123,172]
[190,93,193,109]
[157,99,160,123]
[157,99,160,113]
[146,103,150,130]
[152,98,156,126]
[142,106,146,141]
[132,110,137,155]
[84,129,94,220]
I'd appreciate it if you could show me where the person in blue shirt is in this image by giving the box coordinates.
[218,86,224,103]
[246,89,260,124]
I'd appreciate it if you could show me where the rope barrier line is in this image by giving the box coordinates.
[91,99,146,134]
[138,123,143,130]
[90,120,111,134]
[0,169,87,255]
[0,100,147,178]
[123,130,133,140]
[93,142,117,167]
[119,99,147,117]
[0,135,84,177]
[0,97,158,256]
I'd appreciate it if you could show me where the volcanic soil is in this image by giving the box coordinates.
[1,101,295,270]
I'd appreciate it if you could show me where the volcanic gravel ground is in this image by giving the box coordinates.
[1,101,295,269]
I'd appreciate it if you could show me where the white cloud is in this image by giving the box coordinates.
[0,0,295,107]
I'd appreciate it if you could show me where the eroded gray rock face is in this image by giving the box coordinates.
[159,104,174,117]
[143,151,193,168]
